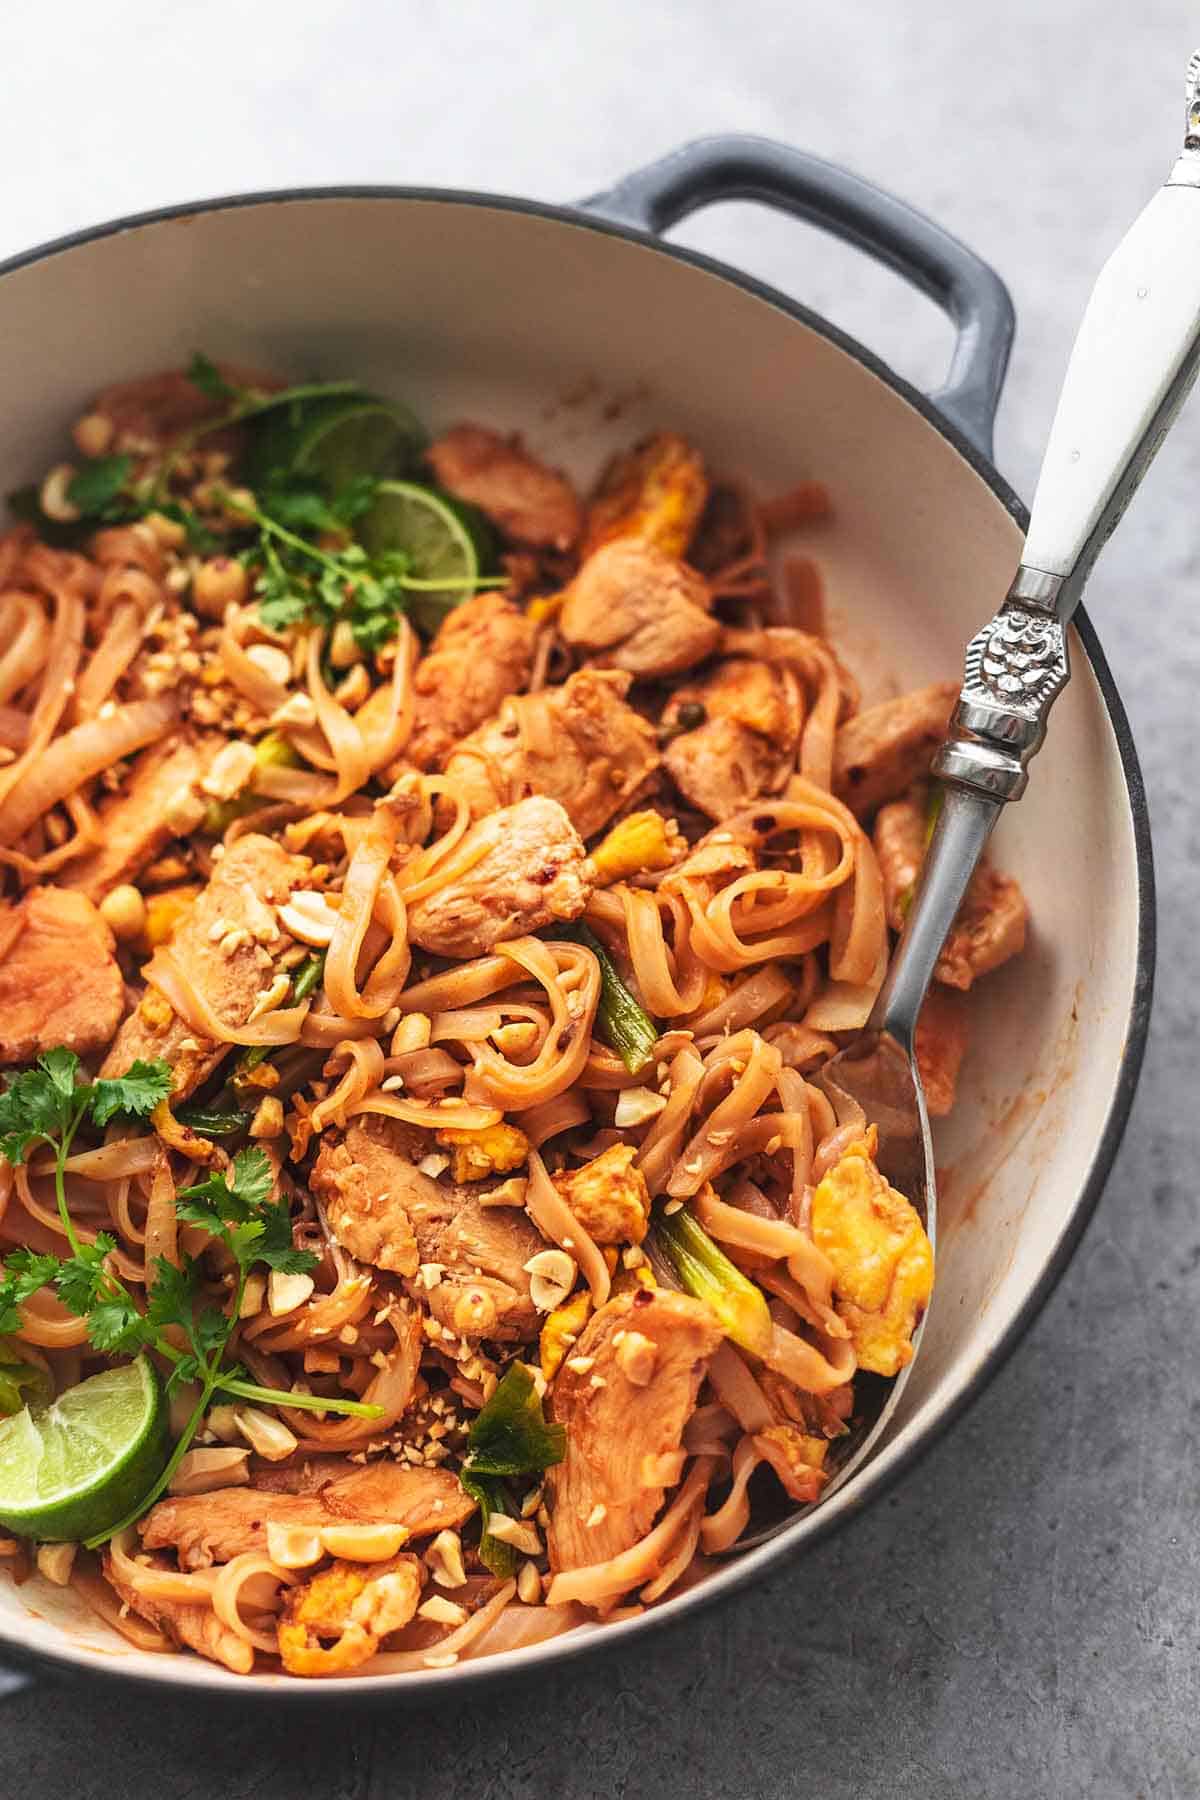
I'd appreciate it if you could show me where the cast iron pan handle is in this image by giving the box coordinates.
[580,134,1015,461]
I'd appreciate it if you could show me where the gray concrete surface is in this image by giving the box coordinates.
[2,2,1198,1794]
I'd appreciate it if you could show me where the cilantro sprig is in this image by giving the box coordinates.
[0,1052,381,1542]
[227,485,416,655]
[459,1362,565,1576]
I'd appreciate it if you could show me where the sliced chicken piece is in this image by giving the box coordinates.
[426,424,582,550]
[935,864,1028,990]
[430,1191,544,1343]
[140,1462,473,1569]
[440,668,660,839]
[99,832,309,1096]
[545,1288,720,1574]
[278,1553,423,1676]
[810,1139,934,1377]
[873,792,928,931]
[311,1114,543,1342]
[666,715,780,822]
[582,431,708,560]
[248,1459,468,1522]
[663,657,801,821]
[914,985,969,1117]
[0,887,123,1064]
[406,796,592,958]
[64,733,220,902]
[832,681,958,819]
[875,792,1028,990]
[560,541,721,678]
[406,593,537,771]
[311,1115,450,1279]
[103,1549,253,1674]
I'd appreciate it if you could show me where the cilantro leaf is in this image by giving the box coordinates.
[86,1293,151,1356]
[252,1201,318,1276]
[462,1361,566,1479]
[66,455,134,517]
[0,1056,79,1160]
[145,1256,200,1336]
[54,1235,118,1317]
[89,1058,171,1126]
[0,1250,62,1336]
[186,351,237,404]
[40,1048,81,1102]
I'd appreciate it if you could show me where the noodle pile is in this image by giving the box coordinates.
[0,369,1019,1680]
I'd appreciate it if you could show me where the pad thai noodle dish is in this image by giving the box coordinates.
[0,360,1028,1678]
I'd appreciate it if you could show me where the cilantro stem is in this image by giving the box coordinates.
[217,1376,384,1419]
[50,1099,91,1258]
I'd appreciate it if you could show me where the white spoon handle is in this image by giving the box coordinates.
[1021,173,1200,592]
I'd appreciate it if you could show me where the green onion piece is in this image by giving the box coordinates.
[292,952,326,1003]
[202,732,299,836]
[554,921,658,1074]
[173,1105,251,1138]
[654,1206,773,1358]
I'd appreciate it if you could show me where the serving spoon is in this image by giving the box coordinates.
[743,52,1200,1536]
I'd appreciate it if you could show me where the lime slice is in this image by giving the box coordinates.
[0,1358,167,1543]
[246,391,424,491]
[358,479,490,634]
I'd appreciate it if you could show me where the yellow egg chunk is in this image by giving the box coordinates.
[810,1139,934,1377]
[435,1121,530,1183]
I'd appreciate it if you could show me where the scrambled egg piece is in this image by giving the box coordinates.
[540,1287,593,1380]
[436,1121,530,1183]
[810,1139,934,1377]
[277,1554,421,1676]
[590,810,683,885]
[583,432,708,560]
[140,884,201,950]
[553,1143,651,1246]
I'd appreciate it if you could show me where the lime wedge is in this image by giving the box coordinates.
[246,391,424,491]
[358,479,489,634]
[0,1357,167,1542]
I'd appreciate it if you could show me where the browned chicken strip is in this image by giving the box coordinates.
[99,832,309,1095]
[64,733,220,902]
[663,657,801,821]
[0,887,124,1064]
[875,792,1028,990]
[311,1116,446,1279]
[312,1114,543,1341]
[832,681,957,818]
[914,985,969,1117]
[405,592,537,772]
[546,1288,720,1573]
[560,540,721,678]
[140,1463,473,1569]
[103,1550,253,1674]
[426,424,582,550]
[406,796,592,958]
[440,668,660,839]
